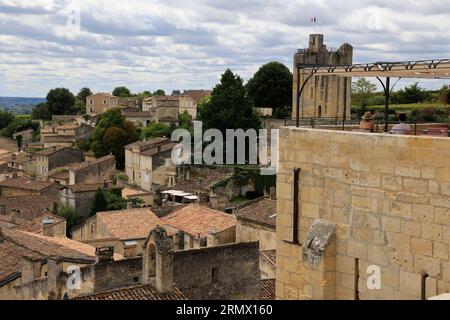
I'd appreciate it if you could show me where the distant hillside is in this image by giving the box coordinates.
[0,97,45,114]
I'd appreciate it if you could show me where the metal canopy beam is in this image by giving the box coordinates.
[295,58,450,129]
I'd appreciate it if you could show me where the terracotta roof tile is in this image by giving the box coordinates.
[162,204,236,237]
[259,279,275,300]
[236,198,277,228]
[75,285,186,300]
[182,90,211,103]
[0,228,97,285]
[0,178,54,191]
[70,155,115,172]
[96,208,164,240]
[36,146,69,156]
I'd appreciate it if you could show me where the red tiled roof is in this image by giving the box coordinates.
[259,279,275,300]
[236,198,277,228]
[96,208,164,241]
[182,90,211,103]
[162,204,236,237]
[70,155,115,172]
[0,178,54,191]
[0,228,97,285]
[75,285,186,300]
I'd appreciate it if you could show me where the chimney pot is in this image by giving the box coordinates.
[42,219,55,237]
[96,246,114,262]
[0,204,6,215]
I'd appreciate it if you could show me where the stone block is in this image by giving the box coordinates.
[410,238,433,257]
[399,271,422,298]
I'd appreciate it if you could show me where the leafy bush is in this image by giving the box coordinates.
[56,202,83,236]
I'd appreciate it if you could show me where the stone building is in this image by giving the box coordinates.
[6,152,35,177]
[125,138,177,192]
[276,127,450,300]
[86,93,120,115]
[59,183,121,217]
[1,226,261,300]
[123,111,153,127]
[0,178,58,197]
[71,208,166,257]
[236,197,277,279]
[36,146,84,181]
[68,154,116,185]
[40,123,94,148]
[162,204,237,249]
[293,34,353,119]
[142,96,179,124]
[178,90,211,119]
[0,195,65,236]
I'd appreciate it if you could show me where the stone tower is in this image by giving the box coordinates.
[292,34,353,119]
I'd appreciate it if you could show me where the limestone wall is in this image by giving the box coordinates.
[276,127,450,300]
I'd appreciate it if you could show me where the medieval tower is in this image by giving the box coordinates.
[292,34,353,119]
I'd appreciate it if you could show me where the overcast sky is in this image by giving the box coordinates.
[1,0,449,97]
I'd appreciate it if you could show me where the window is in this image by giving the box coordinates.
[90,225,94,235]
[211,268,219,283]
[89,99,93,105]
[90,107,94,113]
[292,168,301,244]
[103,100,107,104]
[132,276,140,284]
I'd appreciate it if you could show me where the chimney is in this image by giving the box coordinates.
[269,187,277,200]
[0,228,5,243]
[127,202,133,209]
[10,209,18,224]
[95,246,114,263]
[142,227,174,293]
[11,154,16,161]
[21,256,42,284]
[207,229,218,247]
[42,219,55,237]
[47,258,63,300]
[0,204,6,215]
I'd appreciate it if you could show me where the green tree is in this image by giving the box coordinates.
[56,202,83,236]
[112,86,131,97]
[0,110,14,130]
[352,78,377,113]
[31,103,52,120]
[391,82,430,104]
[46,88,76,115]
[247,62,293,118]
[153,89,165,96]
[90,108,138,169]
[90,189,108,216]
[199,69,261,133]
[76,87,92,105]
[140,122,171,140]
[440,85,449,105]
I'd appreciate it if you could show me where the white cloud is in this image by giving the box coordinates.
[0,0,449,96]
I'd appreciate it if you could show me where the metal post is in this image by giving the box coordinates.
[296,67,300,128]
[384,77,391,133]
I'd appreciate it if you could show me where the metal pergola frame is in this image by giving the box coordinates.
[295,59,450,132]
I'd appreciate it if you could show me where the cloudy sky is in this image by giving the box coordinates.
[1,0,450,97]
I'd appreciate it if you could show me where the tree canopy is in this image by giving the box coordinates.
[391,82,431,104]
[90,108,138,169]
[352,78,377,106]
[31,103,52,120]
[46,88,76,115]
[246,62,293,118]
[153,89,166,96]
[0,110,14,130]
[140,122,171,140]
[198,69,261,133]
[77,87,92,105]
[112,86,132,97]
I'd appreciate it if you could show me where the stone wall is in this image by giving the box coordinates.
[173,242,260,300]
[236,220,276,251]
[93,257,142,292]
[276,127,450,300]
[292,34,353,120]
